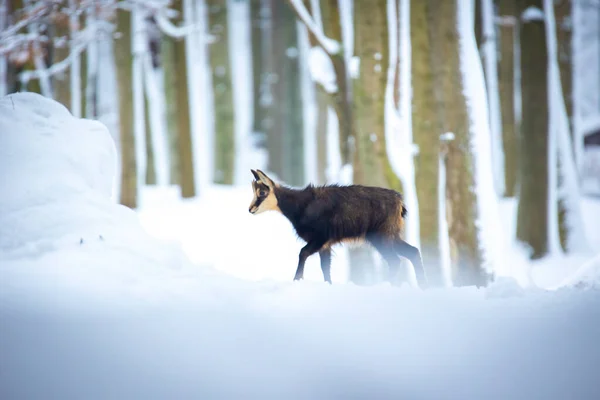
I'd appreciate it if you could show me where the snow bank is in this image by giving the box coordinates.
[2,93,600,400]
[0,92,189,306]
[558,254,600,290]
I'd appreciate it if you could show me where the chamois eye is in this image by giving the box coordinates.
[259,190,267,197]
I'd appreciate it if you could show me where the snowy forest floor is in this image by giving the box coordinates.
[1,93,600,399]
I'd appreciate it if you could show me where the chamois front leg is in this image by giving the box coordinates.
[293,240,326,281]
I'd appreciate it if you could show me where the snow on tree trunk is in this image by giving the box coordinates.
[228,0,252,186]
[481,0,505,196]
[498,0,519,197]
[457,0,505,279]
[544,0,589,253]
[208,0,235,185]
[392,0,421,247]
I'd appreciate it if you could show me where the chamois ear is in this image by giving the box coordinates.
[256,169,276,188]
[251,169,260,181]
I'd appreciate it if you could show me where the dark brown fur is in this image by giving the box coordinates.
[249,169,427,287]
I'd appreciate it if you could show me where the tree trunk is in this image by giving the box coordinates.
[79,13,87,118]
[304,0,328,185]
[474,0,483,51]
[114,7,136,208]
[350,0,400,285]
[269,0,304,186]
[516,0,549,259]
[161,36,181,186]
[498,0,519,197]
[554,0,572,125]
[52,11,71,111]
[250,0,267,142]
[144,90,156,185]
[321,0,354,167]
[428,0,489,287]
[554,0,572,251]
[173,0,195,197]
[208,0,235,185]
[411,1,443,286]
[315,88,329,184]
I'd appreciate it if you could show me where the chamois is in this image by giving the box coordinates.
[248,169,427,288]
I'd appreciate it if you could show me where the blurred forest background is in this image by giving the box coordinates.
[1,0,600,287]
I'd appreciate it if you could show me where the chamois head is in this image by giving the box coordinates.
[249,169,280,215]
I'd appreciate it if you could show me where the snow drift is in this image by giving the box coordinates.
[0,92,190,307]
[1,93,600,400]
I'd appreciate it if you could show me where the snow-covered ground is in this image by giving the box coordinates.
[2,93,600,399]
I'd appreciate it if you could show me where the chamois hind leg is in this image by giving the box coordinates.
[395,238,428,288]
[294,240,326,281]
[368,237,405,285]
[319,248,332,284]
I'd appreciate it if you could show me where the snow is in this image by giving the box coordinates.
[0,0,6,97]
[143,52,171,186]
[438,134,453,287]
[544,0,589,253]
[457,0,506,276]
[572,0,600,171]
[228,0,252,185]
[308,46,337,93]
[399,0,420,247]
[69,0,81,118]
[288,0,341,55]
[2,93,600,399]
[298,21,318,184]
[481,0,505,195]
[193,0,215,191]
[521,6,545,22]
